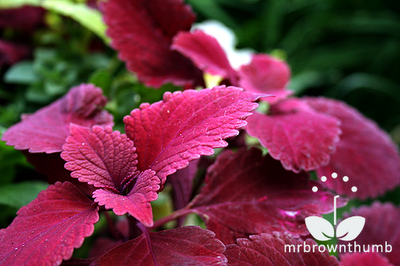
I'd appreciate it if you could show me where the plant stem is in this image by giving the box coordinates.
[150,207,193,229]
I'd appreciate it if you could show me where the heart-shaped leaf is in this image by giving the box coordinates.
[336,216,365,241]
[305,216,334,241]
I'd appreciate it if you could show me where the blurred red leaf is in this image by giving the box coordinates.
[0,182,99,266]
[101,0,203,88]
[0,39,31,67]
[340,253,394,266]
[339,202,400,265]
[238,54,292,103]
[172,30,237,83]
[304,97,400,198]
[2,84,113,153]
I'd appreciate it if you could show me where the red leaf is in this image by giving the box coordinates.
[172,30,237,83]
[124,85,260,184]
[1,84,113,153]
[101,0,203,88]
[0,182,99,266]
[186,148,344,244]
[304,97,400,198]
[238,54,292,103]
[93,169,159,227]
[339,202,400,265]
[246,98,341,172]
[61,125,138,191]
[61,125,160,226]
[224,233,339,266]
[0,6,44,32]
[340,253,394,266]
[93,226,226,266]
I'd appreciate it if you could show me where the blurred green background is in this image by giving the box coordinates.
[0,0,399,228]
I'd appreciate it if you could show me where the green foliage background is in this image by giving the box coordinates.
[0,0,399,250]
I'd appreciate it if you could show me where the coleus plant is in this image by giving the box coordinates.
[1,0,400,265]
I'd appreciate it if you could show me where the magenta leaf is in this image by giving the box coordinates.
[61,125,138,190]
[61,125,160,227]
[246,98,341,172]
[172,30,237,83]
[339,202,400,265]
[101,0,203,88]
[93,226,227,265]
[0,182,99,266]
[1,83,113,153]
[184,148,344,244]
[93,169,159,227]
[238,54,292,103]
[224,233,339,266]
[124,85,260,184]
[304,97,400,198]
[340,253,394,266]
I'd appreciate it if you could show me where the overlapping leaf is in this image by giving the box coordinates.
[172,30,237,83]
[304,97,400,198]
[224,233,339,265]
[184,148,344,244]
[93,226,227,266]
[339,202,400,265]
[92,169,158,227]
[246,98,341,172]
[101,0,203,88]
[0,182,99,266]
[124,85,260,184]
[61,125,159,227]
[238,54,292,103]
[1,83,113,153]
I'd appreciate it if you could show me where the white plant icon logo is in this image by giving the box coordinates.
[305,173,365,242]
